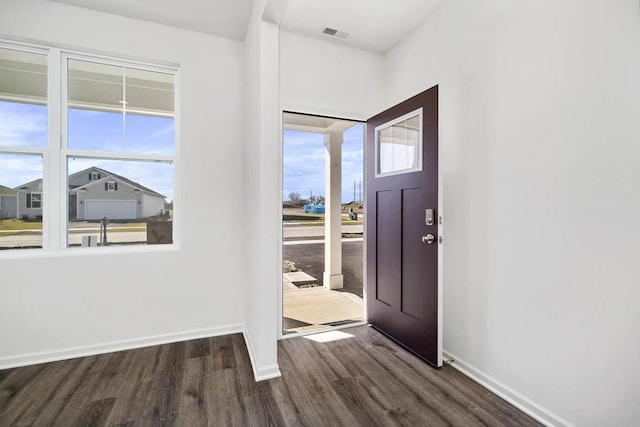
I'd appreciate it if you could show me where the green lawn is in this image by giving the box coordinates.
[108,224,147,233]
[0,219,42,231]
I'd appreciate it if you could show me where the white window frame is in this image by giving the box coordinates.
[0,39,180,258]
[0,41,49,252]
[106,181,116,191]
[90,172,99,181]
[374,107,423,178]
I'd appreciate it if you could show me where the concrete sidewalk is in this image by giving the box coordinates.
[283,224,363,239]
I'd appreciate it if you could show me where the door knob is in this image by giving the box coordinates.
[422,234,435,245]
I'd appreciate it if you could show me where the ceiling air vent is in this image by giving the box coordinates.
[322,27,350,40]
[322,27,338,36]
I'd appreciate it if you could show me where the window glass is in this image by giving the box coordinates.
[0,48,47,148]
[125,113,175,155]
[376,111,422,177]
[0,46,47,251]
[66,58,176,248]
[0,46,177,254]
[67,59,123,151]
[67,60,175,155]
[125,68,175,155]
[0,101,48,148]
[0,47,47,102]
[0,152,43,249]
[67,157,173,247]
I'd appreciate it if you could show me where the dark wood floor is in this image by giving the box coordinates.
[0,326,541,426]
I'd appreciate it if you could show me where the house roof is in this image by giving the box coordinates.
[13,178,42,191]
[12,166,166,199]
[70,166,166,199]
[0,184,17,196]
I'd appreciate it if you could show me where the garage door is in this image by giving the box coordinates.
[85,200,137,220]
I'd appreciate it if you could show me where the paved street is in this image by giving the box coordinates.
[283,223,363,239]
[283,222,363,298]
[0,223,148,249]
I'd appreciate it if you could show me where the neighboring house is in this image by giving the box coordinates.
[14,179,42,220]
[0,184,17,219]
[13,167,166,221]
[70,167,166,220]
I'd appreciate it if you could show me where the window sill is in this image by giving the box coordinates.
[0,243,179,261]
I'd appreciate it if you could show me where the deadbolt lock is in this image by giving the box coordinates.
[425,209,435,226]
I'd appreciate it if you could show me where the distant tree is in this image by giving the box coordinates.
[288,192,302,203]
[316,195,325,205]
[308,195,317,205]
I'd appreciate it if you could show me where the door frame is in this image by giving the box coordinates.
[276,101,443,352]
[277,105,369,339]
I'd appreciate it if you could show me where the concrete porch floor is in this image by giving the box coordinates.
[283,278,364,334]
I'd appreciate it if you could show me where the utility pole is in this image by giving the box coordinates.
[358,181,362,203]
[353,180,356,204]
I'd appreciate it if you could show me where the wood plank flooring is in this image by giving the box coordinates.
[0,326,541,426]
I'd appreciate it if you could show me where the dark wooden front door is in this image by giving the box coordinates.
[366,86,440,367]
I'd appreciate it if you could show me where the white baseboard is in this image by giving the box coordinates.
[443,350,575,427]
[242,327,282,381]
[0,324,244,371]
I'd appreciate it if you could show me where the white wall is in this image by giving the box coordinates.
[240,20,386,378]
[385,1,640,425]
[242,0,282,380]
[280,31,386,119]
[0,0,247,365]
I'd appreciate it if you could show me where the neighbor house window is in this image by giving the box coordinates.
[27,192,42,208]
[65,55,176,247]
[0,44,47,250]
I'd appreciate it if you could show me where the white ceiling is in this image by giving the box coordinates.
[48,0,445,53]
[49,0,255,42]
[280,0,446,53]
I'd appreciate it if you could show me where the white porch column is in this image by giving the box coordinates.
[323,131,343,289]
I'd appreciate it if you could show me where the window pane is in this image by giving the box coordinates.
[67,59,123,151]
[68,108,123,152]
[0,153,43,249]
[376,112,421,176]
[0,48,47,103]
[125,68,175,154]
[125,68,174,114]
[125,113,175,155]
[67,157,173,247]
[0,47,48,148]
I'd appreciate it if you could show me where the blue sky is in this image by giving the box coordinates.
[0,100,175,201]
[2,100,364,204]
[283,123,364,203]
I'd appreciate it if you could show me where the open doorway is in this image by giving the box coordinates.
[281,112,365,335]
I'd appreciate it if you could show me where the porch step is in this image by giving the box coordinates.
[283,271,319,287]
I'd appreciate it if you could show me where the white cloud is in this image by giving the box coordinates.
[0,154,43,188]
[0,102,47,147]
[148,123,175,139]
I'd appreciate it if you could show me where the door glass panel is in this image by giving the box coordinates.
[375,108,422,177]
